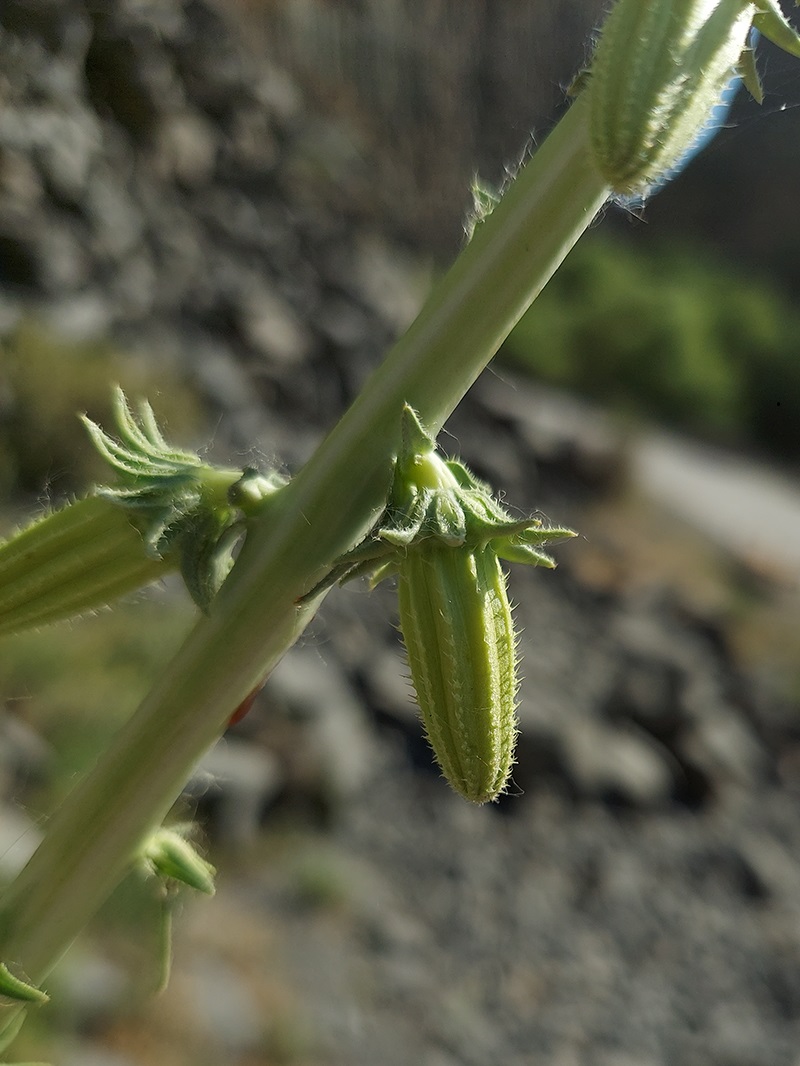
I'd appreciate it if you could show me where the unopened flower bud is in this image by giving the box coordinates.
[142,828,216,895]
[586,0,800,197]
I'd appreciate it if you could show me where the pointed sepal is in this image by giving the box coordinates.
[306,405,576,592]
[82,388,288,611]
[753,0,800,58]
[738,39,764,103]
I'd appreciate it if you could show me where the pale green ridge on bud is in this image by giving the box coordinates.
[0,963,48,1005]
[0,497,173,637]
[303,405,575,803]
[141,827,216,895]
[585,0,800,197]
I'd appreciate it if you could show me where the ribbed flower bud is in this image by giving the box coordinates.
[0,961,48,1004]
[0,497,173,637]
[398,543,519,804]
[586,0,800,197]
[305,406,575,804]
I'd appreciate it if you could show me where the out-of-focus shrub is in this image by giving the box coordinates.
[501,234,800,459]
[0,321,205,497]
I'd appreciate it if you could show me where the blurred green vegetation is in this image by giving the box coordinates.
[0,320,205,499]
[0,320,208,797]
[0,598,195,800]
[501,234,800,460]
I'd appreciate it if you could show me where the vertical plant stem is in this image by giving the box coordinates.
[0,96,608,986]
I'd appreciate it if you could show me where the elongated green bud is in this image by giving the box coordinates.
[586,0,800,197]
[399,545,518,804]
[306,406,575,804]
[0,497,173,636]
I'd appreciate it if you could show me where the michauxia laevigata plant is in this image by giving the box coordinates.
[306,406,575,803]
[0,387,287,635]
[5,0,800,1054]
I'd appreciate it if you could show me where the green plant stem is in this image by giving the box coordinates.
[0,96,608,990]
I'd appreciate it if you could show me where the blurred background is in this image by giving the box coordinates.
[2,1,800,1063]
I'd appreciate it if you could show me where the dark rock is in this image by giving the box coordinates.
[0,0,87,55]
[0,218,40,288]
[602,653,686,741]
[84,9,181,141]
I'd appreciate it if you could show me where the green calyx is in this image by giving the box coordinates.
[307,404,575,593]
[584,0,800,197]
[82,387,288,611]
[0,388,288,636]
[139,825,215,997]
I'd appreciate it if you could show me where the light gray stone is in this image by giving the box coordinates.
[57,949,131,1027]
[236,284,313,366]
[153,111,218,188]
[62,1046,137,1066]
[184,956,263,1052]
[189,737,283,845]
[271,646,375,802]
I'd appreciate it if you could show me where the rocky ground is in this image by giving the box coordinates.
[2,2,800,1065]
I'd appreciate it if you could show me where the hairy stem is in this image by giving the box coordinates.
[0,96,607,986]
